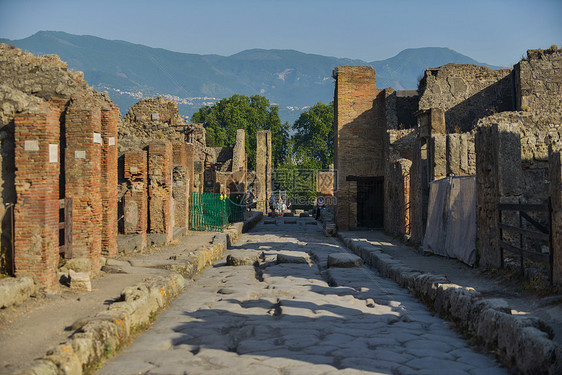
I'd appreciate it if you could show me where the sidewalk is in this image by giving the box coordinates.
[0,211,261,374]
[338,230,562,373]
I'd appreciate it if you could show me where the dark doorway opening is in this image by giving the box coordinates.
[357,177,384,228]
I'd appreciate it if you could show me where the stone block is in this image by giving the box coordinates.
[327,253,362,268]
[276,253,310,265]
[69,270,92,292]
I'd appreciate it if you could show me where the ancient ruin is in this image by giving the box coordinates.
[334,46,562,285]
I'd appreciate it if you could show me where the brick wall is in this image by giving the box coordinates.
[14,103,60,292]
[65,97,103,275]
[101,104,119,257]
[148,141,173,243]
[334,66,385,230]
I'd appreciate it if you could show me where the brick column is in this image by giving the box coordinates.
[549,144,562,286]
[123,151,148,249]
[186,144,195,194]
[149,141,173,243]
[256,130,272,213]
[65,98,103,275]
[14,103,60,292]
[100,104,119,257]
[173,141,189,230]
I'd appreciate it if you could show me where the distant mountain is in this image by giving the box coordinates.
[1,31,498,123]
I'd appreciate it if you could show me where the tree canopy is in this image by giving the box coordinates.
[191,94,290,170]
[292,101,334,170]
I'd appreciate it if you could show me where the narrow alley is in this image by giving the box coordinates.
[98,217,506,375]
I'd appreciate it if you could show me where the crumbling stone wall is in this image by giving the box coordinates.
[334,66,386,230]
[173,142,189,230]
[514,47,562,114]
[384,158,412,237]
[385,88,419,130]
[148,141,173,244]
[550,143,562,285]
[418,64,513,132]
[123,96,184,125]
[122,150,148,250]
[0,44,119,289]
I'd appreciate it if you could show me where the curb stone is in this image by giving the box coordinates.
[13,221,248,375]
[337,232,562,375]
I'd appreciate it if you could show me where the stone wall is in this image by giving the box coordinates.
[173,142,189,230]
[148,141,173,244]
[384,158,412,237]
[550,144,562,285]
[514,47,562,114]
[123,151,148,250]
[418,64,513,132]
[385,88,419,130]
[0,44,119,288]
[123,96,184,126]
[334,66,386,230]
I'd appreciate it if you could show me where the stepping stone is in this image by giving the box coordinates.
[264,219,276,225]
[226,250,260,266]
[283,212,295,217]
[299,212,310,217]
[284,219,297,224]
[305,221,317,225]
[69,270,92,291]
[277,253,311,265]
[327,253,363,268]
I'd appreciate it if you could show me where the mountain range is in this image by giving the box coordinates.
[0,31,499,123]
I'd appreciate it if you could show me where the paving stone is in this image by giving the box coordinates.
[276,253,310,265]
[327,253,363,268]
[226,250,260,266]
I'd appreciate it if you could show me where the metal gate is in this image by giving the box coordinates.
[356,177,384,228]
[189,193,244,232]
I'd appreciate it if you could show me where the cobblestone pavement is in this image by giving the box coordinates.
[98,217,507,375]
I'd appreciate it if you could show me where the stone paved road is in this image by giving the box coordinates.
[98,217,507,375]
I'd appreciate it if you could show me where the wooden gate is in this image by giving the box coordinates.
[498,199,552,284]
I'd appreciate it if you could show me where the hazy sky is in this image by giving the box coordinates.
[1,0,560,67]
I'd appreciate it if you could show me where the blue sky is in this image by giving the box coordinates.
[0,0,560,67]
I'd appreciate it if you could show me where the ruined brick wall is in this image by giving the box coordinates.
[13,103,60,292]
[123,96,184,125]
[148,141,173,243]
[514,47,562,114]
[334,66,385,230]
[418,64,513,132]
[123,151,148,249]
[101,105,119,257]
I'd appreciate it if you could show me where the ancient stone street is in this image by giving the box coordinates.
[98,217,506,375]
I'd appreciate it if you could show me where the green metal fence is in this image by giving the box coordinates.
[189,192,245,232]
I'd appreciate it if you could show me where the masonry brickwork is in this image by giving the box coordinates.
[334,66,385,230]
[13,103,60,292]
[100,105,119,257]
[173,142,189,230]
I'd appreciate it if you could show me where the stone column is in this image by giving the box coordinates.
[148,141,173,244]
[549,144,562,286]
[14,103,60,292]
[123,151,148,250]
[256,130,272,213]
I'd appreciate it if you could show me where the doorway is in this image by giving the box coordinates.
[357,177,384,228]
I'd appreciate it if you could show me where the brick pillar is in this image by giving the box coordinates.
[233,129,246,172]
[256,130,272,213]
[549,144,562,286]
[123,151,148,249]
[65,98,103,275]
[173,142,189,230]
[149,140,173,243]
[100,104,119,257]
[14,103,60,292]
[476,122,523,268]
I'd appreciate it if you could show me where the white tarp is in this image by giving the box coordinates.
[422,175,477,266]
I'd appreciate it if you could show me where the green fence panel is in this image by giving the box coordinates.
[189,192,242,232]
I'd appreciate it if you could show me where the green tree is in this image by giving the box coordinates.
[292,101,334,170]
[191,94,290,169]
